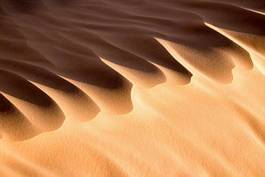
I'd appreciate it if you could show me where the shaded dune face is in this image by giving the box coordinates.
[0,0,264,140]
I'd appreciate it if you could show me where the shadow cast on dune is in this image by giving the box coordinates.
[0,0,263,140]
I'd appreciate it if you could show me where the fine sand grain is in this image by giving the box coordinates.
[0,0,265,176]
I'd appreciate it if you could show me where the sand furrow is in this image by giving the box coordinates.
[0,0,264,176]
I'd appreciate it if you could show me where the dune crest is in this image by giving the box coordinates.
[0,0,265,176]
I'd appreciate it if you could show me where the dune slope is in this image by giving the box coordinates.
[0,0,265,176]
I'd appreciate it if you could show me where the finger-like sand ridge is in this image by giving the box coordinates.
[0,0,265,176]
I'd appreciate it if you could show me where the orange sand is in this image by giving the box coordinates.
[0,0,265,176]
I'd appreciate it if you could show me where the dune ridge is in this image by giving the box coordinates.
[0,0,265,176]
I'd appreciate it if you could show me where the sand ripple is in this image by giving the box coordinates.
[0,0,265,176]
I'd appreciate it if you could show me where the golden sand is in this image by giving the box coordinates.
[0,0,265,176]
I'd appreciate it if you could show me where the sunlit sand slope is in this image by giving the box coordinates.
[0,0,265,176]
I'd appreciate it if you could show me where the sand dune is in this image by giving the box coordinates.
[0,0,265,176]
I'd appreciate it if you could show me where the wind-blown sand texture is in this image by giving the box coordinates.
[0,0,265,176]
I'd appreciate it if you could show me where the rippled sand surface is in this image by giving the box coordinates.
[0,0,265,176]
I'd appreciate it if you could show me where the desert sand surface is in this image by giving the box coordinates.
[0,0,265,176]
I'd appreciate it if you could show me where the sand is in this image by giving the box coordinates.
[0,0,265,176]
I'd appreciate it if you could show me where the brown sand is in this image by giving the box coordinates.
[0,0,265,176]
